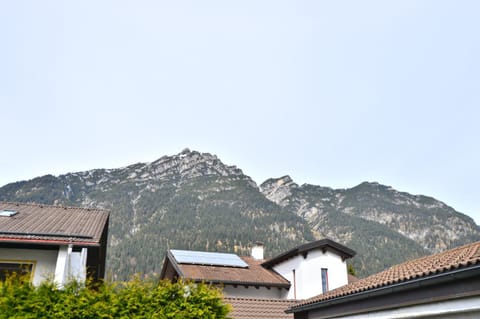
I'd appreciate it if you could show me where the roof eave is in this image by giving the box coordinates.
[192,278,291,289]
[0,237,101,247]
[263,239,356,268]
[160,250,185,279]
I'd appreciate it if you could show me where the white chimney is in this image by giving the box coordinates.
[252,242,264,260]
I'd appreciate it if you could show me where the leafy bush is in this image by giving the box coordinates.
[0,275,230,319]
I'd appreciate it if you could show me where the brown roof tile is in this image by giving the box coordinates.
[292,240,480,310]
[177,256,290,288]
[0,201,109,245]
[225,297,298,319]
[347,273,359,284]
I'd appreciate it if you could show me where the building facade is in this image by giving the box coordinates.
[288,241,480,319]
[160,239,356,300]
[0,202,109,286]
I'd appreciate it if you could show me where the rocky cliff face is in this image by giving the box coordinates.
[261,178,479,253]
[260,177,480,274]
[1,149,479,279]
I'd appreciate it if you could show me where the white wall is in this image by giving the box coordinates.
[0,247,58,286]
[0,246,88,286]
[273,249,348,299]
[55,245,88,286]
[223,284,286,299]
[69,248,87,280]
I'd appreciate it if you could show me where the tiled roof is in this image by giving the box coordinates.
[225,297,298,319]
[0,201,109,245]
[291,240,480,310]
[175,255,290,288]
[347,273,359,284]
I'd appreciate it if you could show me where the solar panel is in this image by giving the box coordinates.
[0,210,17,217]
[171,249,248,268]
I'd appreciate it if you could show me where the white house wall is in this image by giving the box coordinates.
[223,284,285,299]
[69,248,87,280]
[0,247,58,286]
[54,245,88,286]
[273,249,348,299]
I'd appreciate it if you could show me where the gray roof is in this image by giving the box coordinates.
[0,201,109,246]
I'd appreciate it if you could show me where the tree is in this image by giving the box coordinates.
[347,263,357,277]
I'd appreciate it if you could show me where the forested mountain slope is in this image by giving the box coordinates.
[260,176,479,274]
[1,149,478,279]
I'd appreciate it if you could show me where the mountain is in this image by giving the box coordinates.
[260,176,480,274]
[0,149,313,280]
[1,149,479,279]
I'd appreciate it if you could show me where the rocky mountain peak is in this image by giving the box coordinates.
[140,149,247,182]
[260,175,298,206]
[353,181,392,191]
[180,147,191,154]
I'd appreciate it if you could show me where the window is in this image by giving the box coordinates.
[321,268,329,293]
[0,261,34,281]
[292,269,297,299]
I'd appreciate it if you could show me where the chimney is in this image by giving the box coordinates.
[251,242,264,260]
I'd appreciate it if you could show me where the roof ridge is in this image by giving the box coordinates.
[0,201,109,212]
[262,238,355,268]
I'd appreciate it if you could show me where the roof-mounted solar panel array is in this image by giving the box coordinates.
[171,249,248,268]
[0,210,18,217]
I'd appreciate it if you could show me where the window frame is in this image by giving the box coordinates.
[0,259,36,282]
[321,268,329,293]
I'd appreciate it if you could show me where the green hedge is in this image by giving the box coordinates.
[0,275,230,319]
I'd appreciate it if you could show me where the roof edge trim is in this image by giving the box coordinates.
[263,239,356,268]
[288,264,480,313]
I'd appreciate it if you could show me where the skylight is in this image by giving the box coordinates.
[0,210,18,217]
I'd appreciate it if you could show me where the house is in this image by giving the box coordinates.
[288,240,480,319]
[0,201,109,286]
[160,239,356,300]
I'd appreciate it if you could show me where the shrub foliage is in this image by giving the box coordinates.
[0,275,230,319]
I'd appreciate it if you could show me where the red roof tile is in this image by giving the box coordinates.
[225,297,298,319]
[347,273,359,284]
[292,240,480,310]
[0,201,109,246]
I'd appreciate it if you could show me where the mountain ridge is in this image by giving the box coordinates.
[1,149,478,279]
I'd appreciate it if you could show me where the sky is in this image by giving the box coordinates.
[1,1,479,224]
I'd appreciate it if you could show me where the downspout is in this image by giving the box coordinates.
[293,269,297,299]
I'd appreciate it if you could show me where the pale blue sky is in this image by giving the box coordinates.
[1,1,479,224]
